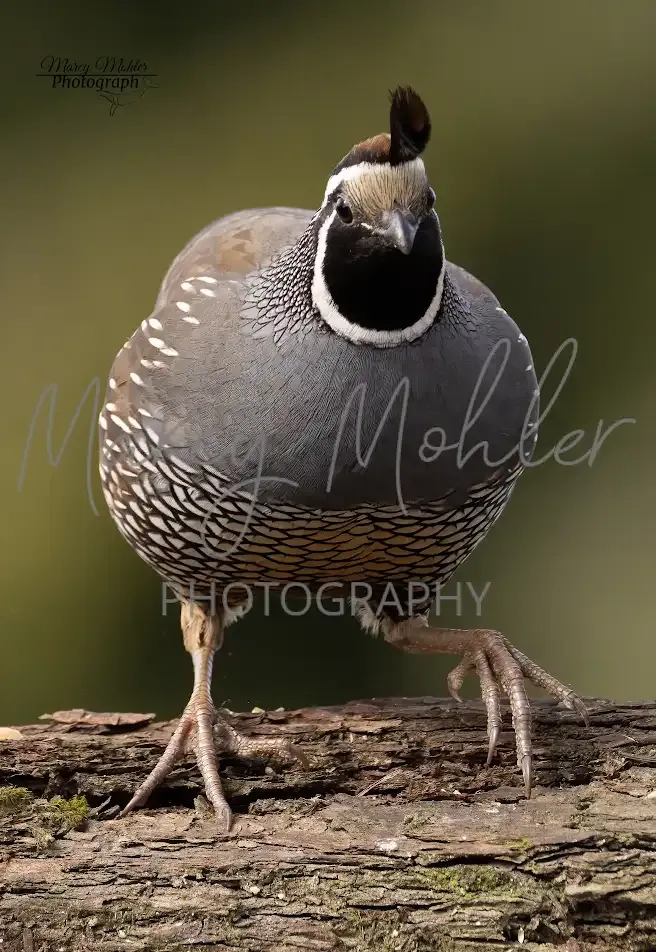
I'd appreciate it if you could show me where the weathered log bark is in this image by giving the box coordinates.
[1,697,655,952]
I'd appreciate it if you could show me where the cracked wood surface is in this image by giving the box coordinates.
[1,697,655,952]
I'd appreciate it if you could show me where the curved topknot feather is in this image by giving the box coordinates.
[388,86,431,165]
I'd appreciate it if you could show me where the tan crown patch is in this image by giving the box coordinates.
[342,159,428,220]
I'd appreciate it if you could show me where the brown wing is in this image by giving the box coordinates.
[156,207,313,309]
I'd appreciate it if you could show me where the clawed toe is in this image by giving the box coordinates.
[235,739,308,769]
[121,605,309,830]
[521,754,533,797]
[121,700,307,831]
[120,708,196,820]
[218,720,309,769]
[561,693,591,727]
[445,629,588,797]
[486,725,500,767]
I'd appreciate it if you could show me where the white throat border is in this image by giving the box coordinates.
[311,205,445,348]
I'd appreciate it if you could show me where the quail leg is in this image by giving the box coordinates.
[384,618,589,795]
[121,601,306,830]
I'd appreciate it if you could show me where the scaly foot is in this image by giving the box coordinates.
[121,600,306,830]
[120,696,307,830]
[385,621,589,795]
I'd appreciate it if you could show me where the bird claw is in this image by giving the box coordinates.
[565,694,591,728]
[121,701,307,830]
[443,629,588,796]
[521,754,533,798]
[486,726,500,766]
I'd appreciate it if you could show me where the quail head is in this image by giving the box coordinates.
[99,87,588,830]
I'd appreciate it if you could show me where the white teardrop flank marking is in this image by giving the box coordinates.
[149,317,163,330]
[144,425,160,444]
[128,499,145,519]
[198,276,218,284]
[200,288,215,297]
[180,529,203,544]
[123,339,131,349]
[183,315,200,325]
[181,281,194,292]
[141,458,158,475]
[176,301,191,313]
[141,320,148,331]
[124,512,139,532]
[495,306,506,314]
[130,372,145,386]
[169,453,197,474]
[526,364,533,372]
[160,345,179,357]
[152,360,167,369]
[104,438,118,451]
[99,414,108,430]
[518,333,527,344]
[137,407,153,418]
[163,491,184,512]
[141,358,154,369]
[111,414,132,434]
[148,337,166,350]
[109,377,117,390]
[131,482,148,503]
[127,416,142,429]
[105,402,117,412]
[157,459,179,483]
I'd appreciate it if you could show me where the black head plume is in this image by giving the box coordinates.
[388,86,431,165]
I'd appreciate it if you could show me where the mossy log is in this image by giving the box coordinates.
[1,697,655,951]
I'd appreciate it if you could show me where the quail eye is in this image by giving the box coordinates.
[335,198,354,224]
[426,187,436,209]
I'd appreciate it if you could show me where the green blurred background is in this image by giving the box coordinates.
[1,1,654,726]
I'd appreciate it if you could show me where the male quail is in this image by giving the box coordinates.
[99,87,588,829]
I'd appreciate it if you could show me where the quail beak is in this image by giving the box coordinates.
[380,208,419,255]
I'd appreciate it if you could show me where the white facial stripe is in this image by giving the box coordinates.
[323,157,425,205]
[311,209,445,348]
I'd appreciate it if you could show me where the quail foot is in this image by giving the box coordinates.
[99,87,588,830]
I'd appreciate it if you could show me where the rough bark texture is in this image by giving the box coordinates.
[1,697,655,952]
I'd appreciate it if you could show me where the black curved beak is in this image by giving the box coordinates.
[380,208,419,255]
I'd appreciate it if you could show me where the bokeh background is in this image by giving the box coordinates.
[1,1,654,726]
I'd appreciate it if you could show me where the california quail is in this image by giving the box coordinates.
[99,87,588,829]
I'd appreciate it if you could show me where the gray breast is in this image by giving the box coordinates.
[149,265,538,511]
[99,209,538,597]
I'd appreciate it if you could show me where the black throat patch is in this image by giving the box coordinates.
[321,213,443,333]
